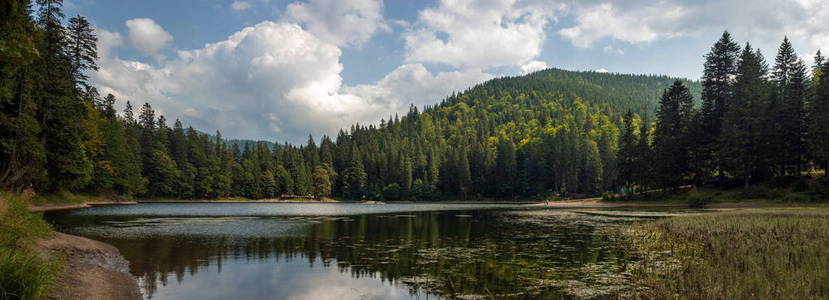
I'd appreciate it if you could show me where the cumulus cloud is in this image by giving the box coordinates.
[520,60,548,74]
[403,0,561,69]
[594,68,609,73]
[557,0,829,61]
[125,18,173,59]
[93,22,491,142]
[284,0,387,47]
[558,2,685,48]
[230,1,252,11]
[348,64,493,111]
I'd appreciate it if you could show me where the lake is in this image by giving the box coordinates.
[44,203,650,299]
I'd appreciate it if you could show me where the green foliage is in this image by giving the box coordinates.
[0,193,59,300]
[0,248,58,300]
[626,211,829,299]
[2,7,826,203]
[311,164,335,197]
[653,81,695,188]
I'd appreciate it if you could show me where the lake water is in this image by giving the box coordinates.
[45,203,649,299]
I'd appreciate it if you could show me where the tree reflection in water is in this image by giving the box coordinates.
[47,208,640,299]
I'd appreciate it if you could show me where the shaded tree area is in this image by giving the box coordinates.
[2,2,826,201]
[620,31,829,195]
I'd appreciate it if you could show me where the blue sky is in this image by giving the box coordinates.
[62,0,829,143]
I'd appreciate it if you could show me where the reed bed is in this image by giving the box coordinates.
[625,210,829,299]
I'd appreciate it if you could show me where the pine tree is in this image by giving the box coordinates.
[634,114,652,191]
[35,0,94,191]
[721,44,771,187]
[66,14,97,88]
[617,111,637,189]
[0,0,46,188]
[809,62,829,176]
[695,31,741,184]
[495,137,517,197]
[342,147,367,199]
[769,38,808,175]
[653,81,695,188]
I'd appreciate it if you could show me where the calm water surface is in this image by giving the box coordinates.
[45,203,648,299]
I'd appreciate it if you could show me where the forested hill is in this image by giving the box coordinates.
[314,68,701,200]
[442,68,700,116]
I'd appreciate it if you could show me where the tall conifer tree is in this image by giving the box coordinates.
[695,31,741,184]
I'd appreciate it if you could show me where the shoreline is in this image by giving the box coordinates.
[29,198,784,213]
[30,232,142,300]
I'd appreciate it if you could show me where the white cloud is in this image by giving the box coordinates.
[96,29,124,59]
[284,0,387,47]
[603,45,624,55]
[594,68,609,73]
[125,18,173,59]
[347,64,493,111]
[520,60,548,74]
[94,21,491,142]
[557,0,829,61]
[558,2,685,48]
[403,0,561,69]
[230,1,252,11]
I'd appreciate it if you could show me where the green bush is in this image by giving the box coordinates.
[0,193,59,300]
[685,190,712,208]
[809,178,829,199]
[382,183,402,201]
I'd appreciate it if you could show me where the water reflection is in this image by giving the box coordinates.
[46,205,640,299]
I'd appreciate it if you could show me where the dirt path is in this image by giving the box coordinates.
[29,232,142,300]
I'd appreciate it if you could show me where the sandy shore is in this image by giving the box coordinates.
[28,232,142,300]
[29,201,137,212]
[525,200,664,208]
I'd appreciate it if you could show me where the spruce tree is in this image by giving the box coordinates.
[653,81,695,188]
[635,114,652,191]
[769,38,808,175]
[36,0,93,191]
[721,44,771,187]
[617,111,637,189]
[0,0,45,188]
[695,31,741,184]
[66,14,97,88]
[809,62,829,176]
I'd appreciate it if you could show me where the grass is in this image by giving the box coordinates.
[0,192,60,300]
[624,209,829,299]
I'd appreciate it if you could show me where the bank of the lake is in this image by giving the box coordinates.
[1,192,141,300]
[623,208,829,299]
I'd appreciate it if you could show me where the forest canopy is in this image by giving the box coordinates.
[1,0,827,201]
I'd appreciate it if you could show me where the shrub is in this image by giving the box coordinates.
[685,190,712,208]
[809,178,829,199]
[0,193,59,300]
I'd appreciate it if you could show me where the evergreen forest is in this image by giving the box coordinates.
[2,0,828,201]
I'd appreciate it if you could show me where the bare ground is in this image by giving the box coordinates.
[29,201,137,212]
[28,232,142,300]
